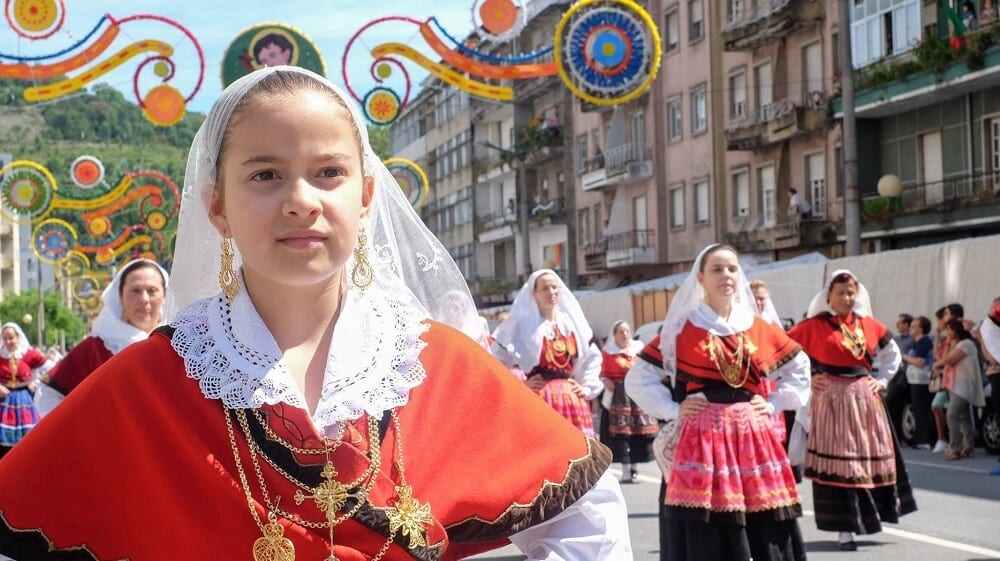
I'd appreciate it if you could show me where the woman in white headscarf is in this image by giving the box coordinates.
[0,67,630,560]
[493,269,604,437]
[598,320,657,483]
[0,322,51,458]
[625,244,810,561]
[45,258,168,397]
[787,269,913,551]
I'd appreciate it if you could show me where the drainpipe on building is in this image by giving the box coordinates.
[840,0,861,256]
[710,0,727,244]
[562,87,578,289]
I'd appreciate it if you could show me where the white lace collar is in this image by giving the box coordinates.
[169,284,429,432]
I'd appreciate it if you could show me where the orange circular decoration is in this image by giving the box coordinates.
[142,85,186,127]
[480,0,518,35]
[70,155,104,189]
[86,216,110,238]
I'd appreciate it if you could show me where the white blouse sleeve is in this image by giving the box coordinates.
[624,358,679,422]
[874,338,902,387]
[573,343,604,400]
[765,349,811,412]
[508,470,633,560]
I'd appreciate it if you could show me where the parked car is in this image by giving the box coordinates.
[889,378,999,455]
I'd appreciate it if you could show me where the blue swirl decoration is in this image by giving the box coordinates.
[563,3,649,97]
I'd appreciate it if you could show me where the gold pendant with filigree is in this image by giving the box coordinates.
[386,484,432,549]
[552,339,567,353]
[252,515,295,561]
[721,364,743,387]
[295,462,351,524]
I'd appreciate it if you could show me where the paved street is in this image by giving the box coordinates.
[472,447,1000,561]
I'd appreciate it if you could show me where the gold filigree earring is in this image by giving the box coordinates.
[351,225,373,291]
[220,238,240,304]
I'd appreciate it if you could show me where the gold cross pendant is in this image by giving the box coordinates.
[294,462,352,524]
[386,484,432,549]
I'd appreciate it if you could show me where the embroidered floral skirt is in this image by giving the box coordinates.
[666,401,800,514]
[1,387,40,447]
[539,378,595,438]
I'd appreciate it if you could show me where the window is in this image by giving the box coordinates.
[850,0,920,68]
[630,110,646,148]
[806,153,826,219]
[592,204,602,244]
[665,8,680,52]
[802,41,824,101]
[689,0,704,42]
[666,97,683,141]
[578,208,591,246]
[576,134,588,173]
[691,86,707,134]
[727,0,744,25]
[633,194,648,232]
[694,179,710,224]
[758,165,776,227]
[990,118,1000,182]
[542,243,565,271]
[729,70,747,120]
[732,169,750,217]
[670,184,685,228]
[755,62,773,114]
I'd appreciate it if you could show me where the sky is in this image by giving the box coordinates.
[1,0,479,115]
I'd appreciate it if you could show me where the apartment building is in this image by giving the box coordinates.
[834,0,1000,250]
[0,152,18,299]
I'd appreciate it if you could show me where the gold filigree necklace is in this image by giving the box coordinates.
[704,333,758,388]
[839,321,867,360]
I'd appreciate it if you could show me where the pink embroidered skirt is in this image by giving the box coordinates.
[539,378,595,438]
[665,401,800,513]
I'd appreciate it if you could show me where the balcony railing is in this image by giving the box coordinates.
[605,229,656,268]
[529,197,566,222]
[477,209,519,232]
[867,172,1000,216]
[724,92,828,150]
[724,216,836,251]
[721,0,824,51]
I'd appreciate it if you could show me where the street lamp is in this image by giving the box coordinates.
[476,139,533,280]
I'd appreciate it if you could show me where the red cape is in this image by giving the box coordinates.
[0,322,609,561]
[46,336,113,395]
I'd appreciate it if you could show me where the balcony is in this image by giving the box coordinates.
[524,125,564,167]
[725,217,837,252]
[583,243,607,271]
[529,197,567,225]
[473,274,520,306]
[605,229,656,268]
[580,143,654,191]
[512,50,559,102]
[721,0,824,52]
[860,173,1000,232]
[477,209,518,243]
[724,93,828,151]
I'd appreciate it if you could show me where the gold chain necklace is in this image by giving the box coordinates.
[251,408,340,456]
[225,407,433,561]
[704,333,757,388]
[839,321,867,360]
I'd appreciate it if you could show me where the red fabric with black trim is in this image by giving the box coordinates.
[46,336,113,395]
[787,312,888,369]
[0,322,597,561]
[675,317,800,394]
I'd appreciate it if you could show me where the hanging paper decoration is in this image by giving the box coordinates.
[221,23,326,87]
[70,155,105,189]
[0,5,205,126]
[385,157,430,210]
[342,0,661,123]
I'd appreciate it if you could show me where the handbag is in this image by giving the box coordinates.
[929,371,943,393]
[652,418,680,479]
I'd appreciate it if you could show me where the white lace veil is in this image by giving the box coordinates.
[658,244,756,376]
[805,269,873,318]
[492,269,594,373]
[0,322,31,359]
[91,258,169,354]
[165,66,484,344]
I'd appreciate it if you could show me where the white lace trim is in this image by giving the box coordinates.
[169,284,429,430]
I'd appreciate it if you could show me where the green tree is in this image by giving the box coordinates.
[367,125,392,160]
[0,290,88,348]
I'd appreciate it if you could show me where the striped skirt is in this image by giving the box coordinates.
[665,401,800,516]
[804,375,895,487]
[539,378,595,438]
[1,387,41,447]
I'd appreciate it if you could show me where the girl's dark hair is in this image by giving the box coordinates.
[946,318,972,341]
[698,244,738,273]
[828,272,857,291]
[118,261,166,299]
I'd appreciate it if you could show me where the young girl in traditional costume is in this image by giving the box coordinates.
[626,244,810,561]
[0,66,630,560]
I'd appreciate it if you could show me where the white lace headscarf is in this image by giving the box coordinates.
[91,259,169,354]
[602,320,643,356]
[658,244,756,377]
[0,322,32,359]
[492,269,594,373]
[165,66,484,344]
[805,269,873,318]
